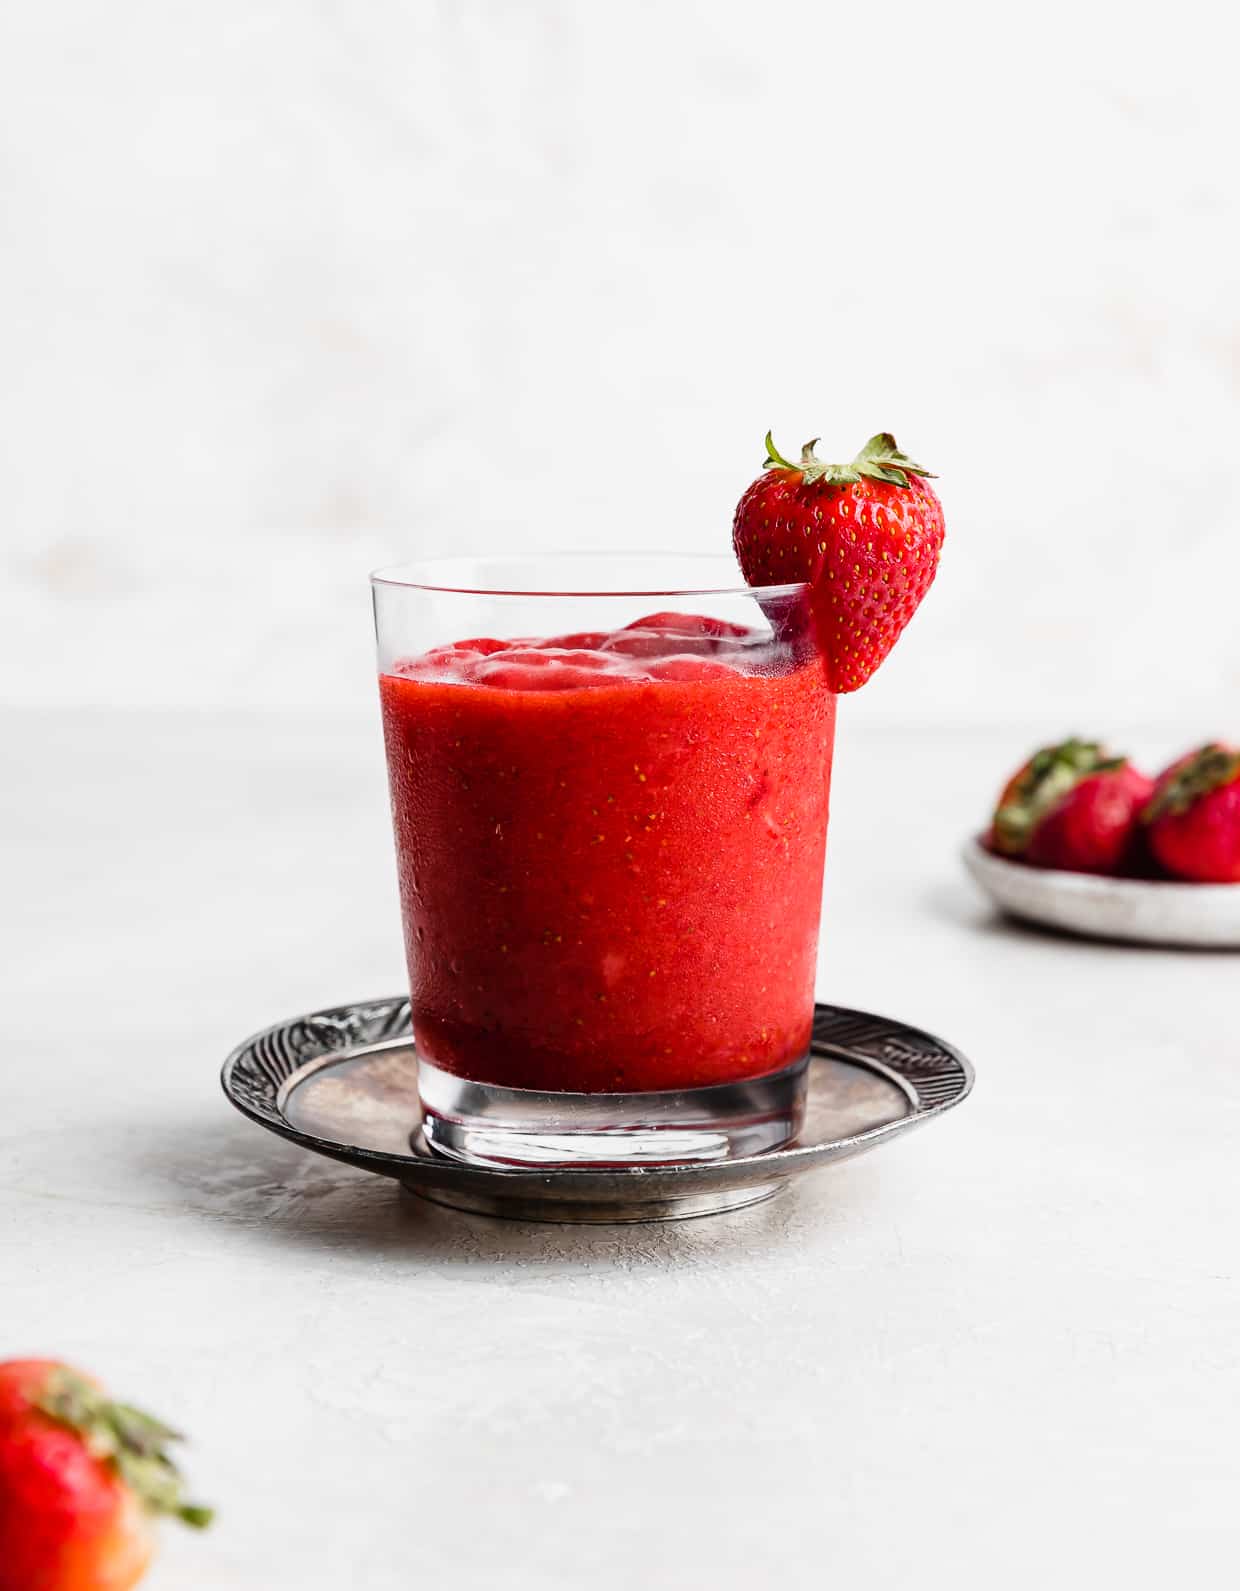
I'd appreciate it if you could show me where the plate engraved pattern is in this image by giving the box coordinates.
[811,1007,970,1111]
[226,998,412,1121]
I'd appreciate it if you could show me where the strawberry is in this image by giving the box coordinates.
[1143,743,1240,883]
[989,738,1154,874]
[0,1360,210,1591]
[732,431,945,691]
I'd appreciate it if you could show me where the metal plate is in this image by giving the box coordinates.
[222,998,973,1223]
[963,835,1240,948]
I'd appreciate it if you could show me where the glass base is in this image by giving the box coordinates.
[417,1057,809,1168]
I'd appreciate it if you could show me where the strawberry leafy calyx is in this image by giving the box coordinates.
[37,1368,214,1529]
[992,738,1125,856]
[1143,743,1240,823]
[763,430,937,489]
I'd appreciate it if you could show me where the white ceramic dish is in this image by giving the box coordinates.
[962,836,1240,948]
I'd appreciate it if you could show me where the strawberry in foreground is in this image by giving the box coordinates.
[732,431,945,691]
[1143,743,1240,883]
[0,1360,211,1591]
[989,738,1154,875]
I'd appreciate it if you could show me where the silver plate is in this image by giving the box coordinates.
[221,998,974,1223]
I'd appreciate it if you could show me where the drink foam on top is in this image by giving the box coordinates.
[392,612,791,691]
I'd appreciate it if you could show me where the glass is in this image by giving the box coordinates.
[371,555,836,1167]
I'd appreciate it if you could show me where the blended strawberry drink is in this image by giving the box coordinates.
[373,436,944,1167]
[372,558,835,1166]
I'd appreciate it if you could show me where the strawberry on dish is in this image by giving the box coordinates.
[1143,743,1240,883]
[989,738,1153,875]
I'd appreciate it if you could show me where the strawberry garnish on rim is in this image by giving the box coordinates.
[732,431,945,691]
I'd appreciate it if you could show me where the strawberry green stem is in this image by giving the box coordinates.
[1143,743,1240,822]
[763,431,798,470]
[763,430,937,489]
[37,1369,214,1530]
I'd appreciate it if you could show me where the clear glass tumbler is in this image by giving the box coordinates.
[372,555,836,1167]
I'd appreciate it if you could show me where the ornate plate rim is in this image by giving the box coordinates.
[220,997,974,1191]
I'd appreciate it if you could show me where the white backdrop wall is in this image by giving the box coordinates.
[3,1,1239,730]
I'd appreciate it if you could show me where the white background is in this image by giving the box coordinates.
[3,0,1239,735]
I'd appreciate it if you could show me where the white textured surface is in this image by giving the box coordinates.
[2,708,1237,1588]
[3,3,1240,727]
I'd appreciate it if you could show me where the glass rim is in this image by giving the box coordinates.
[369,553,808,601]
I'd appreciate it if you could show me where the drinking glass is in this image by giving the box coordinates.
[372,555,836,1167]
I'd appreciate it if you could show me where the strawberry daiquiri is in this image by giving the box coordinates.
[374,432,944,1165]
[380,613,836,1096]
